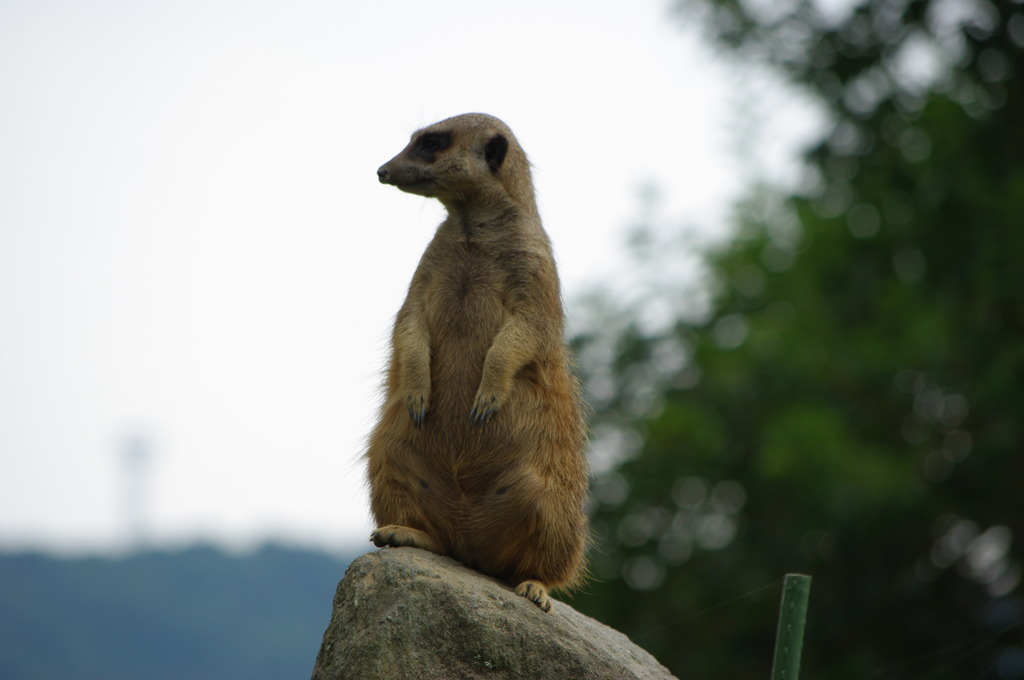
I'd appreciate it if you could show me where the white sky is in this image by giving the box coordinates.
[0,0,820,556]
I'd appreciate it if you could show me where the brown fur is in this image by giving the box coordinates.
[366,113,588,612]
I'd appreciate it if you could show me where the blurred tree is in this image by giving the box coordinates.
[568,1,1024,678]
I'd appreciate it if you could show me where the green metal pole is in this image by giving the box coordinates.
[770,574,812,680]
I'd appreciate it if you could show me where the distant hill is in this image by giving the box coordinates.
[0,544,360,680]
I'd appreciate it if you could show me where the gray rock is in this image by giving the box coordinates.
[311,547,678,680]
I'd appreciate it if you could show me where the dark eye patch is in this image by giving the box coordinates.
[415,132,452,160]
[484,134,508,172]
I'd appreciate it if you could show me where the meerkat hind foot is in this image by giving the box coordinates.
[370,525,444,555]
[514,580,553,613]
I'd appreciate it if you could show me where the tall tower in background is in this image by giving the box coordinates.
[120,433,152,551]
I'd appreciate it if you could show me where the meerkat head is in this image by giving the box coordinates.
[377,113,534,209]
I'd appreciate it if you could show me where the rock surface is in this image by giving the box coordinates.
[311,548,678,680]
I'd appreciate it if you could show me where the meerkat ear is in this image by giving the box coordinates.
[484,134,508,172]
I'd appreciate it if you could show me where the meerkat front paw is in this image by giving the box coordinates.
[405,392,429,427]
[469,390,504,425]
[514,580,553,612]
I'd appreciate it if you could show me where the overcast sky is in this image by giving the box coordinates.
[0,0,820,556]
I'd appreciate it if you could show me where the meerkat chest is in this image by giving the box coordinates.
[423,242,507,335]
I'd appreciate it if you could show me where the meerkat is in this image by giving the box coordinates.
[365,113,588,612]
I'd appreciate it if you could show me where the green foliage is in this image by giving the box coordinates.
[568,1,1024,678]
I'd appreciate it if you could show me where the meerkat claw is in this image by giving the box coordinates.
[409,406,426,427]
[514,580,553,612]
[469,394,500,425]
[405,394,428,427]
[469,406,494,425]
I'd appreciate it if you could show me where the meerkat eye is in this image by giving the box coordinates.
[417,132,452,156]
